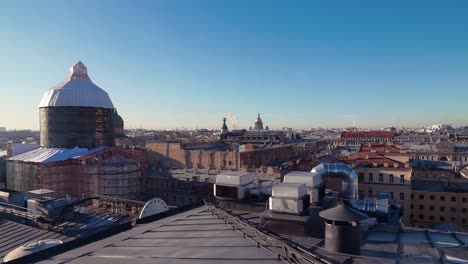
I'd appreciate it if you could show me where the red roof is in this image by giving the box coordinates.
[337,153,406,168]
[359,143,406,153]
[341,131,395,139]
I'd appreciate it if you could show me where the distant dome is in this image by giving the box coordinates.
[39,61,114,109]
[254,113,264,130]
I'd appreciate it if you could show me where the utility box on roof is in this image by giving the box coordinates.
[284,171,323,204]
[269,182,310,215]
[214,172,255,201]
[284,171,321,187]
[215,173,254,186]
[271,182,307,199]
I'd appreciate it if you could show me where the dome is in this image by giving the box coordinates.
[38,61,114,109]
[254,113,264,130]
[255,113,262,123]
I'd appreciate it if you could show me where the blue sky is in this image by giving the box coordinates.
[1,0,468,130]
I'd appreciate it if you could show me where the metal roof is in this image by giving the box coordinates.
[0,209,132,261]
[38,61,114,109]
[38,207,285,264]
[229,207,468,264]
[7,146,107,163]
[318,204,368,222]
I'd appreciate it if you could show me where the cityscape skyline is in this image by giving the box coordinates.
[1,1,468,130]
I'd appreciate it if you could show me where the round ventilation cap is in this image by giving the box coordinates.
[3,239,63,263]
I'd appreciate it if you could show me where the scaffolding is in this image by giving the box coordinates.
[37,147,145,200]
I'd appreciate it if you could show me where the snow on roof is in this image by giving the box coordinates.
[7,146,108,163]
[38,61,114,109]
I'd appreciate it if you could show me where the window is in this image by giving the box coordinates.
[462,218,467,224]
[389,174,394,183]
[462,208,467,213]
[358,190,364,198]
[451,197,456,202]
[411,194,414,199]
[368,173,373,182]
[440,196,446,201]
[390,192,394,200]
[440,216,445,221]
[411,204,414,209]
[400,175,405,183]
[368,190,373,198]
[440,206,445,212]
[451,207,457,213]
[450,217,456,222]
[419,214,424,220]
[419,194,425,200]
[430,195,435,201]
[429,205,435,211]
[358,173,364,181]
[419,205,424,210]
[379,174,384,182]
[463,197,467,203]
[400,192,405,201]
[429,215,435,220]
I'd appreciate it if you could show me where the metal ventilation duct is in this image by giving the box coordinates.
[311,163,358,201]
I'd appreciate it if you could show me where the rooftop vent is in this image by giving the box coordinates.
[269,182,310,215]
[3,239,63,263]
[319,204,368,255]
[214,172,254,200]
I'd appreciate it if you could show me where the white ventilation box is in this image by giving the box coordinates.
[283,171,321,187]
[271,182,307,199]
[215,172,254,187]
[284,171,323,203]
[269,182,308,215]
[269,197,305,215]
[214,172,255,200]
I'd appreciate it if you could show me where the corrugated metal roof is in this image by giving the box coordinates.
[38,62,114,109]
[0,209,132,261]
[39,207,285,264]
[7,146,107,163]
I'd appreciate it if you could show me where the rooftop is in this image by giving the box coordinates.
[7,146,108,163]
[38,207,287,264]
[341,131,395,139]
[0,207,133,262]
[227,205,468,264]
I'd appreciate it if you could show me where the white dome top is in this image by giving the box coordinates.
[39,61,114,109]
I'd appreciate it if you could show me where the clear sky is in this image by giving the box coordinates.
[1,0,468,130]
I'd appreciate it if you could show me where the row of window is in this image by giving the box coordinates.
[411,214,468,224]
[411,194,467,203]
[411,204,468,213]
[358,172,406,183]
[365,190,405,201]
[412,155,468,162]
